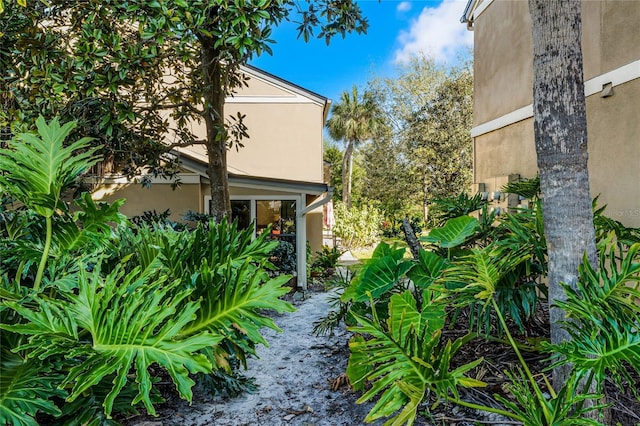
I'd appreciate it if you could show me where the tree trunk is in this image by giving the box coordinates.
[202,43,231,221]
[342,139,354,208]
[529,0,597,389]
[401,217,421,260]
[422,173,430,224]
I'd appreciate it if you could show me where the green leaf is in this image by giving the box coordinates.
[407,249,448,289]
[180,259,295,348]
[345,335,372,391]
[353,243,413,302]
[0,348,66,426]
[0,117,99,219]
[347,291,483,424]
[422,216,479,249]
[4,264,219,417]
[50,194,126,255]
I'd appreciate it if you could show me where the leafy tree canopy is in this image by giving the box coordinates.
[361,56,473,222]
[1,0,368,210]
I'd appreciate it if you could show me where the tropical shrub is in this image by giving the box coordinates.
[130,208,184,230]
[429,192,486,226]
[312,245,343,269]
[268,240,297,274]
[332,201,383,248]
[335,194,640,424]
[381,215,424,238]
[0,117,295,424]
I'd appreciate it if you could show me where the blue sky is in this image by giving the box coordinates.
[249,0,473,104]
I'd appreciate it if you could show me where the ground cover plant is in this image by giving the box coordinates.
[319,184,640,425]
[0,117,295,425]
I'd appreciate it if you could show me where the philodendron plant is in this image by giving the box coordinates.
[0,117,295,425]
[344,221,639,425]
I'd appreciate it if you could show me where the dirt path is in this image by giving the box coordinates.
[128,288,384,426]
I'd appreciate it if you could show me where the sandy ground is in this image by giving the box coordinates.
[127,287,385,426]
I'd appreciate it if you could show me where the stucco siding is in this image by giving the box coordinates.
[473,0,533,125]
[472,78,640,227]
[233,74,297,97]
[473,0,640,126]
[473,119,537,187]
[586,79,640,227]
[96,183,201,222]
[226,102,324,182]
[582,1,640,80]
[471,0,640,228]
[306,194,324,255]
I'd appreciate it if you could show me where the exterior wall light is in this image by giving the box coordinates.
[601,82,614,98]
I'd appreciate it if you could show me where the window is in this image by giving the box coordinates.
[206,195,303,279]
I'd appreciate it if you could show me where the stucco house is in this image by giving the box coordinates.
[461,0,640,227]
[92,65,332,288]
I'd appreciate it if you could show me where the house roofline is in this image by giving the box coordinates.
[461,0,493,30]
[240,63,331,122]
[241,64,328,106]
[177,150,329,195]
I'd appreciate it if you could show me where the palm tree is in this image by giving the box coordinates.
[326,86,379,208]
[529,0,597,388]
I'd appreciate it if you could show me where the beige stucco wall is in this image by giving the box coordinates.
[473,79,640,227]
[586,79,640,226]
[95,183,201,222]
[473,0,533,125]
[225,102,324,182]
[471,0,640,228]
[176,69,326,184]
[473,119,537,185]
[474,0,640,124]
[306,194,324,255]
[582,0,640,79]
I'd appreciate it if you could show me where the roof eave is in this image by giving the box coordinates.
[176,150,329,195]
[461,0,480,29]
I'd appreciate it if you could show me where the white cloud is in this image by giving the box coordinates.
[394,0,473,64]
[396,1,412,12]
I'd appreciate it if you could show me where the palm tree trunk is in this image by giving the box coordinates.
[529,0,597,389]
[201,43,231,221]
[342,139,355,208]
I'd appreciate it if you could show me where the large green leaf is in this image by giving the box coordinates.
[549,241,640,396]
[347,291,484,425]
[180,259,295,348]
[388,291,444,342]
[0,116,100,218]
[352,243,414,302]
[3,264,218,417]
[422,216,479,249]
[407,249,448,289]
[0,347,65,426]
